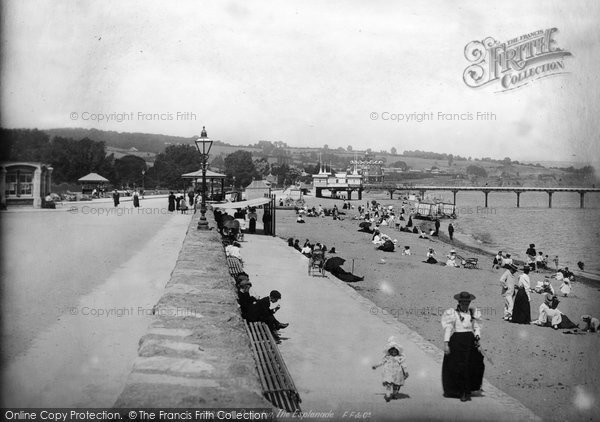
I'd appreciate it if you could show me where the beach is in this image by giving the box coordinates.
[273,192,600,422]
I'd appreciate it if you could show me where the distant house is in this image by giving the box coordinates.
[265,173,278,186]
[1,162,53,208]
[245,179,272,200]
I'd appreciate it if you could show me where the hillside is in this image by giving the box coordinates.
[43,128,195,154]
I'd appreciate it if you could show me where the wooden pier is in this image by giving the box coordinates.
[364,185,600,208]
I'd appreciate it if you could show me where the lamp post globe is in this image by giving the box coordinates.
[194,126,213,230]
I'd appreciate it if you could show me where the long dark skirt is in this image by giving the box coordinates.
[511,288,531,324]
[442,332,485,397]
[249,218,256,233]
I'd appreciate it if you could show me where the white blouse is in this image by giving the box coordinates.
[441,308,482,342]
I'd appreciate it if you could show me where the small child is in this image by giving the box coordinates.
[372,337,408,402]
[402,246,412,256]
[553,255,559,271]
[560,278,571,297]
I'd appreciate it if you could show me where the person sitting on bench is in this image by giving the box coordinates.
[237,279,257,320]
[247,290,289,340]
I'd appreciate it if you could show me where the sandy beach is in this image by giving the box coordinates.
[273,192,600,422]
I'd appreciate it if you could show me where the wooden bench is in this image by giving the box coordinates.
[226,256,244,277]
[244,321,301,413]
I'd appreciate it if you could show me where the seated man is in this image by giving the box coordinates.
[247,290,289,340]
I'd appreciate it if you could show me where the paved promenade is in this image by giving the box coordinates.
[243,235,541,421]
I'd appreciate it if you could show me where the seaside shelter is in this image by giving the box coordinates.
[1,162,53,208]
[78,172,109,195]
[181,169,226,201]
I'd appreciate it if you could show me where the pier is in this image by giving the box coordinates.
[364,185,600,208]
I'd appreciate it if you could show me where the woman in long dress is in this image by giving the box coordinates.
[168,192,176,212]
[511,267,531,324]
[441,291,485,402]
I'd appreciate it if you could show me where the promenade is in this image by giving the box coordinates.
[243,235,541,421]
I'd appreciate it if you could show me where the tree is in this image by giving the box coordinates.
[114,155,147,187]
[152,144,202,189]
[347,145,353,152]
[253,157,270,178]
[448,154,454,167]
[390,161,408,171]
[49,137,114,183]
[466,165,488,178]
[224,150,258,188]
[390,147,397,155]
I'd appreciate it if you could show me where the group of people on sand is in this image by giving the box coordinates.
[296,204,346,220]
[499,262,581,329]
[286,237,365,282]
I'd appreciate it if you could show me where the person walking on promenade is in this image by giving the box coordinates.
[188,190,194,208]
[262,209,272,235]
[441,291,485,402]
[112,189,120,207]
[168,192,176,212]
[434,219,440,236]
[179,197,188,214]
[512,267,532,324]
[500,264,518,321]
[133,190,140,208]
[448,223,454,241]
[248,207,257,233]
[372,336,409,402]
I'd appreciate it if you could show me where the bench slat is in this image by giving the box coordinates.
[244,321,301,412]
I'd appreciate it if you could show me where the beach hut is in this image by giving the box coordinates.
[78,172,109,195]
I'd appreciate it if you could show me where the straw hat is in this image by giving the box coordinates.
[454,291,476,301]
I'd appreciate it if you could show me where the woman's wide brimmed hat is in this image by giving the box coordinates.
[454,291,476,301]
[507,264,519,271]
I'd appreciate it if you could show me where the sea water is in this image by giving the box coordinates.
[428,190,600,277]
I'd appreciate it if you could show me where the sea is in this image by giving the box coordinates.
[421,190,600,279]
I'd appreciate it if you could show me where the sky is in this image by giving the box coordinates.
[1,0,599,166]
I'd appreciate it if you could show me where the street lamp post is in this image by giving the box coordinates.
[194,126,213,230]
[141,170,145,198]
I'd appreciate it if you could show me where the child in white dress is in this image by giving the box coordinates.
[372,337,409,402]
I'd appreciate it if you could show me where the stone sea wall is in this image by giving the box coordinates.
[115,212,270,408]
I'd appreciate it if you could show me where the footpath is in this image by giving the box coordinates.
[242,234,541,421]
